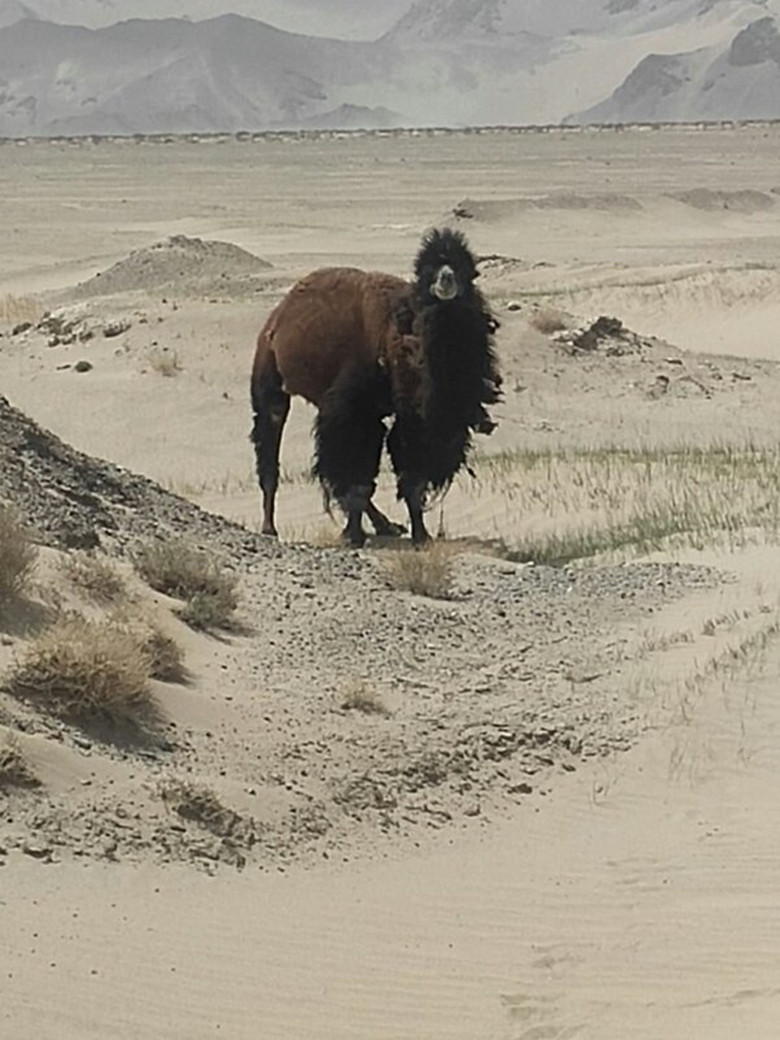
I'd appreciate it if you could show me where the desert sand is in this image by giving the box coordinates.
[2,125,780,1038]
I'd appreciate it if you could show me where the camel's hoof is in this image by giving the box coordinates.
[260,527,279,538]
[375,521,406,538]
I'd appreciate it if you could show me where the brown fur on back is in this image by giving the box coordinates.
[253,267,411,408]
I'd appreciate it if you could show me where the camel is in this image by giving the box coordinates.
[250,228,501,546]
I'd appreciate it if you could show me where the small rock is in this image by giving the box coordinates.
[102,840,118,860]
[73,360,93,373]
[22,842,54,861]
[103,320,131,338]
[12,321,32,336]
[648,373,670,398]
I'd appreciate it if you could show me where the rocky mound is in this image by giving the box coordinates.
[71,235,273,300]
[0,394,270,560]
[552,315,653,357]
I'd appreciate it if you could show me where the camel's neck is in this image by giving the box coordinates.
[419,296,496,426]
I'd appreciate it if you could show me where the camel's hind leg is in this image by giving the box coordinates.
[314,368,388,549]
[250,353,291,538]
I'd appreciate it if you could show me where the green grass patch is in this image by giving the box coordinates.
[472,443,780,566]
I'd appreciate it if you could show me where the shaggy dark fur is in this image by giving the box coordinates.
[249,229,501,547]
[386,228,502,543]
[312,365,394,545]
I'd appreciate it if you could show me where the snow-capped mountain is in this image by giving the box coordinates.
[1,0,780,135]
[0,15,381,135]
[568,14,780,123]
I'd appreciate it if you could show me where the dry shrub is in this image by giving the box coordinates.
[530,306,569,335]
[281,522,342,548]
[306,523,342,549]
[0,732,39,789]
[59,552,128,605]
[147,347,182,377]
[383,544,455,599]
[6,616,153,721]
[0,506,38,603]
[0,503,37,603]
[178,587,238,631]
[340,678,390,717]
[133,538,239,630]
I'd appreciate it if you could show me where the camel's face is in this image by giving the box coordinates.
[415,228,479,305]
[430,263,458,301]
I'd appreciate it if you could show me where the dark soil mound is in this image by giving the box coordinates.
[0,395,271,561]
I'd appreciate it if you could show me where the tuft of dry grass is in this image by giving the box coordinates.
[339,678,390,717]
[59,552,128,605]
[529,306,569,335]
[133,539,239,630]
[0,506,38,603]
[382,544,456,599]
[5,615,154,721]
[147,347,183,377]
[178,588,239,631]
[0,732,40,789]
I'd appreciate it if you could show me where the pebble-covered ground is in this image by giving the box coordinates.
[0,396,724,871]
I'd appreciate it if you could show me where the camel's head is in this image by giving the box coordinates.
[414,227,479,305]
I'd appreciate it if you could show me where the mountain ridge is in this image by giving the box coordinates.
[1,1,780,134]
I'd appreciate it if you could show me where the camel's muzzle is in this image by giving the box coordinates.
[430,265,458,301]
